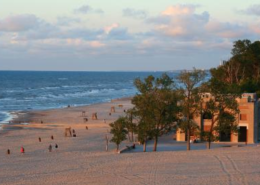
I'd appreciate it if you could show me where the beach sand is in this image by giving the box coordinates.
[1,98,260,185]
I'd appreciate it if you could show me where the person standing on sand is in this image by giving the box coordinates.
[39,137,41,142]
[48,145,52,152]
[20,147,24,153]
[55,144,58,149]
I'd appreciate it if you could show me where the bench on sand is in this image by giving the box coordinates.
[118,144,135,154]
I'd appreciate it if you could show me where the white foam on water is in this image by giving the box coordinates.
[0,111,14,130]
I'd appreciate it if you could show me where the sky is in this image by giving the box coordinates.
[0,0,260,71]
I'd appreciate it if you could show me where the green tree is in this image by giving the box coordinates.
[211,39,260,96]
[177,69,206,150]
[201,96,239,149]
[125,109,137,142]
[109,117,128,152]
[136,119,152,152]
[200,78,240,149]
[132,74,180,152]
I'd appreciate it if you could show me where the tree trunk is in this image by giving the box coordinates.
[187,129,190,150]
[116,144,119,152]
[143,141,146,152]
[153,136,158,152]
[207,139,211,149]
[131,132,134,142]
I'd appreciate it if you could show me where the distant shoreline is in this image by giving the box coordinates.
[0,96,133,134]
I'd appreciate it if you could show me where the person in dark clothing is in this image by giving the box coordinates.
[48,145,52,152]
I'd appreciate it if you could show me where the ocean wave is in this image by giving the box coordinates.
[40,86,60,90]
[0,111,13,123]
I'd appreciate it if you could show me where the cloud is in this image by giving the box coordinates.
[123,8,147,19]
[56,16,81,26]
[74,5,104,14]
[205,21,252,39]
[147,5,209,39]
[0,14,40,32]
[161,4,199,15]
[1,5,260,71]
[147,4,260,43]
[103,23,132,40]
[239,4,260,16]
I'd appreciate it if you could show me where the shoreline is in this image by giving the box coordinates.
[0,96,133,135]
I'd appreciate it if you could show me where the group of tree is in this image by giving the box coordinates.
[211,39,260,96]
[110,39,259,152]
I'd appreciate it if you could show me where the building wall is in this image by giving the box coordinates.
[176,93,259,144]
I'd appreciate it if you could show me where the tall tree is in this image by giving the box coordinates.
[200,79,240,149]
[125,109,137,142]
[201,96,239,149]
[132,74,180,152]
[211,39,260,96]
[109,117,128,152]
[177,69,206,150]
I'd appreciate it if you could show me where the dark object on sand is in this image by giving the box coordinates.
[123,109,126,112]
[105,135,109,151]
[72,129,75,134]
[73,134,77,137]
[39,137,42,142]
[48,145,52,152]
[51,135,54,140]
[109,113,111,116]
[21,147,25,153]
[55,144,58,149]
[83,118,88,122]
[110,106,115,113]
[92,113,98,120]
[86,126,88,130]
[65,127,72,137]
[7,149,10,155]
[41,120,43,124]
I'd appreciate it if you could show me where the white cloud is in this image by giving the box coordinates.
[74,5,104,14]
[0,14,40,32]
[56,16,81,26]
[239,4,260,16]
[123,8,147,19]
[148,5,209,39]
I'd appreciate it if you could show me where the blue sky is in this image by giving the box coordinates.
[0,0,260,71]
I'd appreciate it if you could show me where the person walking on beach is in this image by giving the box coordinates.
[20,147,25,153]
[39,137,41,142]
[48,145,52,152]
[51,135,54,140]
[55,144,58,149]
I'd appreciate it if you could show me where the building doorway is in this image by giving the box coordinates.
[220,132,231,141]
[238,126,247,142]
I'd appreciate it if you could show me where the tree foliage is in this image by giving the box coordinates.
[211,39,260,96]
[109,117,128,152]
[177,68,206,150]
[132,73,180,152]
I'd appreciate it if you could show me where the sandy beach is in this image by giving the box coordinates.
[1,98,260,185]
